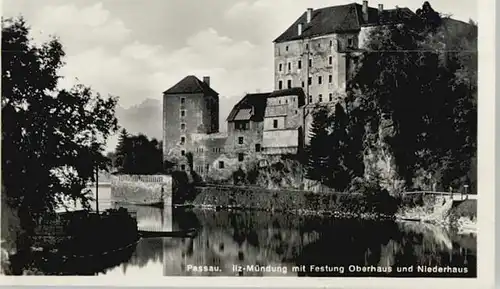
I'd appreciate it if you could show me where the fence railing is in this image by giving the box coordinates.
[111,175,170,183]
[402,191,472,201]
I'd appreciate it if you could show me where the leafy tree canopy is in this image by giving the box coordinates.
[2,17,119,226]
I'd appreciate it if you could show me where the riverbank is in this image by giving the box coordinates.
[182,185,477,233]
[396,193,477,235]
[181,185,398,220]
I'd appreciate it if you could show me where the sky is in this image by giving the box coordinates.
[2,0,478,150]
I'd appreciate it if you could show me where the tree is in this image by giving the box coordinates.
[2,17,119,265]
[327,103,351,191]
[112,132,163,175]
[306,106,331,184]
[416,1,443,32]
[114,128,129,171]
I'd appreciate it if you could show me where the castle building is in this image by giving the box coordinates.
[162,75,307,180]
[161,1,432,180]
[262,88,306,155]
[162,75,219,171]
[225,92,269,162]
[273,0,415,143]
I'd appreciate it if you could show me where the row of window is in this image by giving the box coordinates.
[278,74,334,90]
[278,37,355,54]
[194,164,211,174]
[181,147,222,156]
[179,154,245,173]
[181,144,261,159]
[308,93,335,104]
[278,56,334,73]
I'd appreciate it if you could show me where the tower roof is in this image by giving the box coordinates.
[163,75,218,95]
[273,3,415,43]
[226,93,271,122]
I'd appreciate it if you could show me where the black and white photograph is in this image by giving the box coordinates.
[0,0,494,287]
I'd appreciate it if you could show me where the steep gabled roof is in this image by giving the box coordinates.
[274,3,415,43]
[269,87,306,107]
[163,75,218,95]
[226,93,271,122]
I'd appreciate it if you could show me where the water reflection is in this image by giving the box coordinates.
[98,206,476,278]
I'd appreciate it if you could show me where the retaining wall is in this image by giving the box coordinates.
[190,185,382,216]
[110,174,172,205]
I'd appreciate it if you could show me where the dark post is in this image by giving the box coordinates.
[95,167,99,214]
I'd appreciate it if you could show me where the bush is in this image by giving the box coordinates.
[171,170,204,204]
[347,177,398,216]
[60,208,138,255]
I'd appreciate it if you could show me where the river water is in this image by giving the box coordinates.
[62,186,477,277]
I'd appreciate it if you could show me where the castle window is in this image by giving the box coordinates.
[180,97,186,104]
[287,80,292,89]
[235,121,249,130]
[279,80,283,90]
[238,137,244,144]
[181,110,186,117]
[318,76,322,85]
[279,63,283,72]
[255,144,261,152]
[298,60,302,69]
[288,62,291,71]
[181,164,186,171]
[219,161,225,169]
[273,119,278,129]
[329,93,333,102]
[181,150,186,156]
[330,40,333,47]
[308,95,313,103]
[308,59,312,67]
[318,43,321,48]
[329,56,333,65]
[286,46,289,51]
[308,77,312,85]
[206,164,210,172]
[319,94,323,102]
[329,75,333,83]
[348,37,354,47]
[301,81,305,88]
[305,43,309,50]
[181,123,186,130]
[238,153,245,162]
[180,136,185,144]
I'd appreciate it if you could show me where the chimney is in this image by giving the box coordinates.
[203,76,210,87]
[298,23,303,36]
[306,8,313,23]
[362,0,369,22]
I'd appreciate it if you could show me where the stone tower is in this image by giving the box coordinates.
[162,75,219,171]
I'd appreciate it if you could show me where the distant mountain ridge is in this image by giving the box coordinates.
[115,98,163,140]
